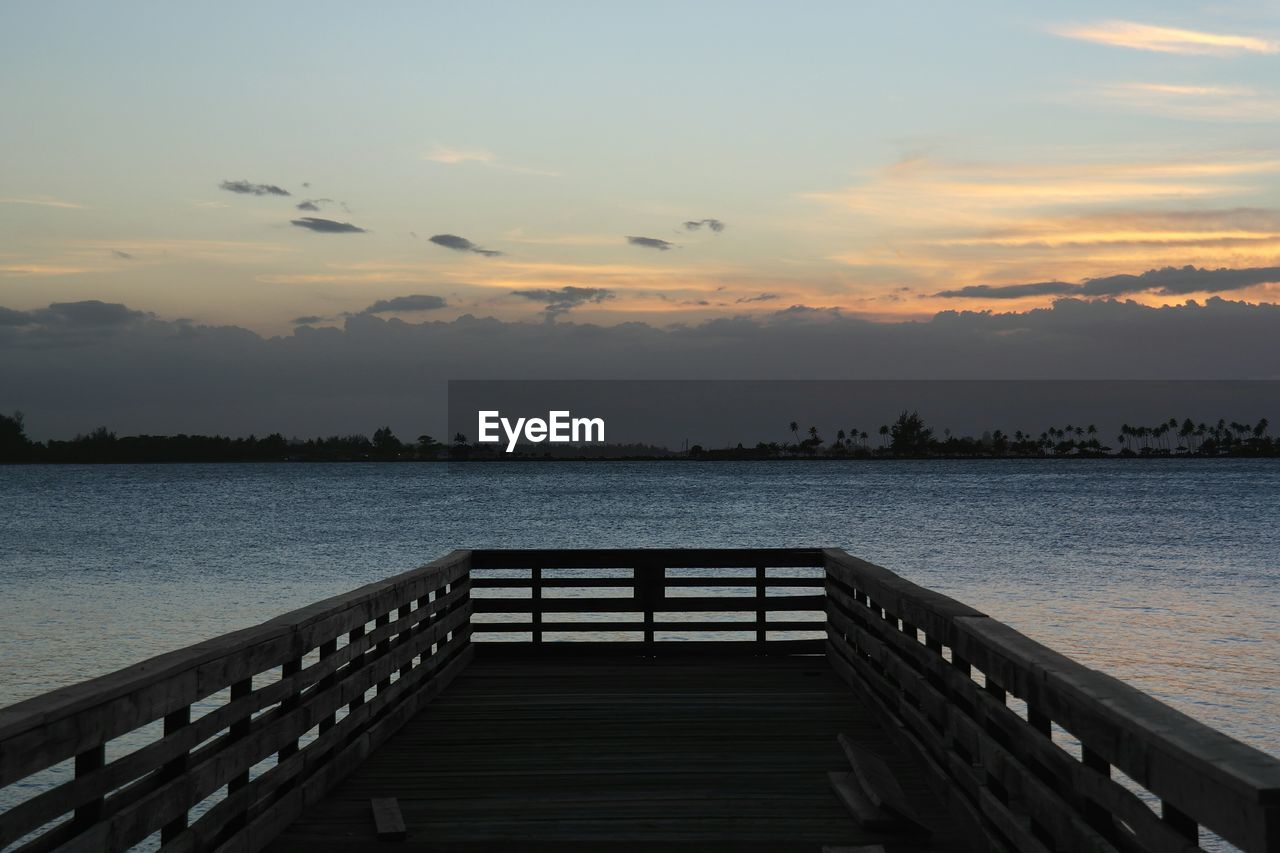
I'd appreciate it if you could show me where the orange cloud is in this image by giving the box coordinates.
[1052,20,1278,56]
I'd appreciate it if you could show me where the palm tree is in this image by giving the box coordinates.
[789,421,799,446]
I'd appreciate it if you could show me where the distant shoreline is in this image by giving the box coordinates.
[4,453,1278,465]
[4,411,1274,463]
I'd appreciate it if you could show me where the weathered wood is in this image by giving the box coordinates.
[822,547,1280,853]
[270,657,970,852]
[471,548,826,569]
[828,771,913,832]
[838,734,923,824]
[370,797,406,841]
[0,551,473,853]
[4,547,1279,853]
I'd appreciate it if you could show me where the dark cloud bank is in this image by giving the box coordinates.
[4,296,1280,440]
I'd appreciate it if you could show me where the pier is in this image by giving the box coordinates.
[1,548,1277,852]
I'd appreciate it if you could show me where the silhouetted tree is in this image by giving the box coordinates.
[372,426,400,454]
[888,411,932,455]
[0,411,35,462]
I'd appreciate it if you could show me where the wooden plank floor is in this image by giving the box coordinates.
[269,653,975,852]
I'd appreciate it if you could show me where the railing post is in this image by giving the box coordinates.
[755,566,767,651]
[1162,801,1198,844]
[318,638,338,734]
[397,603,413,679]
[160,706,190,843]
[1081,746,1115,835]
[636,561,662,651]
[348,624,367,712]
[531,565,543,644]
[375,612,392,696]
[278,657,303,762]
[72,744,105,833]
[228,679,252,795]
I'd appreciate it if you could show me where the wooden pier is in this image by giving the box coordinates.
[1,548,1278,852]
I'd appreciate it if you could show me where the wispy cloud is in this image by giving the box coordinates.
[0,263,94,277]
[428,234,502,256]
[290,217,366,234]
[0,196,86,209]
[510,285,615,320]
[736,293,780,303]
[422,144,560,177]
[1052,20,1278,56]
[220,179,291,197]
[627,236,676,251]
[111,250,136,260]
[683,218,726,233]
[1087,82,1280,122]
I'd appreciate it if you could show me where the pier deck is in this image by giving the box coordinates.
[269,655,970,852]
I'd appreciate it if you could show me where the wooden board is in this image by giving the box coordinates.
[370,797,406,842]
[839,732,927,830]
[268,656,973,852]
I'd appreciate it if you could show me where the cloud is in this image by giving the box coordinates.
[1080,265,1280,297]
[1052,20,1278,55]
[219,179,291,197]
[0,196,86,209]
[627,236,676,251]
[683,219,726,233]
[936,265,1280,299]
[291,315,328,325]
[290,217,367,234]
[362,294,449,314]
[510,286,615,319]
[422,145,560,177]
[428,234,502,256]
[296,198,331,211]
[936,282,1078,299]
[111,250,135,260]
[7,297,1280,439]
[736,293,780,303]
[1086,82,1280,122]
[29,300,150,327]
[0,307,33,326]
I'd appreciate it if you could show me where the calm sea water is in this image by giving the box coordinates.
[1,460,1277,831]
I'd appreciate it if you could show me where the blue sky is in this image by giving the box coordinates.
[2,1,1278,331]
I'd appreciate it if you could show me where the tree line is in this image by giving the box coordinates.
[690,412,1275,458]
[2,410,1275,463]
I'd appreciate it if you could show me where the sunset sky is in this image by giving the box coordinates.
[4,1,1279,334]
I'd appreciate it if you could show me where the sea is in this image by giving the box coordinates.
[1,460,1276,847]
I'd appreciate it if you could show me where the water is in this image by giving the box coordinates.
[1,460,1277,844]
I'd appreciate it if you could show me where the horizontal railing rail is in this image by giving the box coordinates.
[469,548,828,655]
[822,548,1280,853]
[0,550,473,853]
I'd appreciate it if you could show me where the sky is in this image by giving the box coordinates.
[2,2,1280,436]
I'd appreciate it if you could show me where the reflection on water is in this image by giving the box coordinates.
[0,460,1276,840]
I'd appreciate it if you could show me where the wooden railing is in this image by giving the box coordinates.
[823,548,1280,853]
[469,548,828,655]
[3,548,1277,853]
[0,551,472,853]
